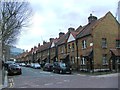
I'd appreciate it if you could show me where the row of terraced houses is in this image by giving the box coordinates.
[16,11,120,72]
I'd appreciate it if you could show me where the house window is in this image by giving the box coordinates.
[61,47,64,53]
[102,54,108,65]
[71,57,75,64]
[116,40,120,48]
[68,44,70,52]
[102,38,107,48]
[72,43,74,51]
[82,40,87,49]
[81,57,86,65]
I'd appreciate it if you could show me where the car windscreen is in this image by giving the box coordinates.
[9,64,20,68]
[60,63,66,68]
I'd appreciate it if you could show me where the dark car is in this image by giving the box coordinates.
[52,62,72,74]
[43,63,53,71]
[7,64,22,75]
[4,61,15,70]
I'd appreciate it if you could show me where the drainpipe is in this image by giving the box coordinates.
[55,45,58,62]
[49,47,50,63]
[76,39,79,71]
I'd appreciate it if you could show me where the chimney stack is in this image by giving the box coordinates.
[68,27,75,32]
[59,32,65,38]
[49,38,54,42]
[88,14,97,23]
[38,43,40,47]
[43,41,47,45]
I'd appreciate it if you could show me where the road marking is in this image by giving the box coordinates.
[64,80,70,82]
[44,83,53,86]
[8,78,14,88]
[56,82,62,84]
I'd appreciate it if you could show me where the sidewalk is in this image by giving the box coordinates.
[74,71,119,77]
[0,69,8,90]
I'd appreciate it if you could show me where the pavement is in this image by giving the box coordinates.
[0,70,8,90]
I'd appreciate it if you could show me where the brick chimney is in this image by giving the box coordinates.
[59,32,65,38]
[88,14,97,23]
[49,38,54,42]
[43,41,47,45]
[68,27,75,32]
[38,43,40,47]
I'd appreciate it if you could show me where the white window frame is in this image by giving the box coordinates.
[71,43,74,51]
[81,57,86,65]
[116,40,120,48]
[102,54,108,65]
[102,38,107,48]
[82,40,87,49]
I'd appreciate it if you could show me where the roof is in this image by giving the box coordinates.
[56,32,70,46]
[70,31,78,38]
[110,49,120,56]
[76,11,114,39]
[40,42,51,51]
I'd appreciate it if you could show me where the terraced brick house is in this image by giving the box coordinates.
[56,31,70,64]
[66,28,80,70]
[39,41,51,64]
[76,11,120,72]
[50,38,59,63]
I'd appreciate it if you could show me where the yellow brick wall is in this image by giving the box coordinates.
[93,12,119,69]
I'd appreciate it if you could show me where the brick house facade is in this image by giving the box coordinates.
[16,11,120,72]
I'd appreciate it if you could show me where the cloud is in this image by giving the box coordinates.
[16,0,119,50]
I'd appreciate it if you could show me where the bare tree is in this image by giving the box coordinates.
[0,0,32,67]
[0,0,32,45]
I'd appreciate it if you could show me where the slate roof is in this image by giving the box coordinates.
[110,49,120,56]
[39,42,51,51]
[56,32,70,46]
[76,12,114,39]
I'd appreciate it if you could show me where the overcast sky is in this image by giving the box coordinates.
[16,0,119,51]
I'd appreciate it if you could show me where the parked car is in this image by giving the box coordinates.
[32,63,41,69]
[40,62,46,68]
[52,62,72,74]
[25,63,31,67]
[7,64,22,75]
[19,63,26,66]
[4,61,15,70]
[43,63,53,71]
[30,63,34,68]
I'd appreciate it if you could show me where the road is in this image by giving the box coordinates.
[7,67,118,88]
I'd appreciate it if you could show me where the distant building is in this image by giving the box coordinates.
[10,46,24,58]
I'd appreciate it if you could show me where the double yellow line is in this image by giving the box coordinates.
[8,78,14,88]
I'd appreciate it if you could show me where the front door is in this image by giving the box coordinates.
[112,59,116,70]
[89,58,93,71]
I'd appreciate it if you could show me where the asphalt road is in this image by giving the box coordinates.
[7,67,118,88]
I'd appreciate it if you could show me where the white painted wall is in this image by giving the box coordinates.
[67,33,75,43]
[51,42,55,48]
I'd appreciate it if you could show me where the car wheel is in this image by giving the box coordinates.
[53,69,55,73]
[59,70,62,74]
[19,71,22,75]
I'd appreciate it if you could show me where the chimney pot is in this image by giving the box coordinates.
[88,14,97,23]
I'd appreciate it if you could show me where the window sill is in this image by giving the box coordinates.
[116,47,120,49]
[102,64,108,66]
[102,46,107,49]
[82,48,87,50]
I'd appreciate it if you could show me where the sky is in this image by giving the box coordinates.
[16,0,120,51]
